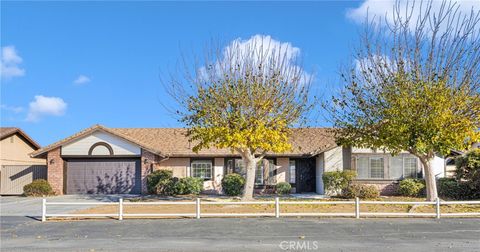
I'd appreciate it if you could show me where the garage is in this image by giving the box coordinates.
[66,159,141,194]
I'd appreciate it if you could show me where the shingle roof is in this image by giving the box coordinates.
[1,127,41,149]
[31,125,338,158]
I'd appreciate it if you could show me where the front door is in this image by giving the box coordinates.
[295,158,316,193]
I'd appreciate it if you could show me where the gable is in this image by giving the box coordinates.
[0,133,46,166]
[61,131,141,156]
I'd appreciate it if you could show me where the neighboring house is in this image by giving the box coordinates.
[0,127,47,195]
[443,143,480,177]
[31,124,447,195]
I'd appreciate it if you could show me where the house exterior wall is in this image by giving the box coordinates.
[0,134,45,167]
[276,158,288,183]
[153,156,291,194]
[430,156,446,178]
[316,154,324,194]
[62,131,141,156]
[352,181,399,195]
[47,147,65,195]
[140,149,158,194]
[202,158,224,193]
[155,158,189,178]
[324,147,343,172]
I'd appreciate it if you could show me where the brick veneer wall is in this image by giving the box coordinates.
[47,147,64,195]
[353,181,399,196]
[141,149,158,194]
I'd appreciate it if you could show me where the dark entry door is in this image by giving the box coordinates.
[295,158,316,193]
[66,159,141,194]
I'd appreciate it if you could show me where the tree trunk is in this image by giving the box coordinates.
[419,156,438,201]
[241,155,257,201]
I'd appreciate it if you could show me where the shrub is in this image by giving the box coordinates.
[146,170,173,194]
[222,173,245,196]
[342,184,379,199]
[174,177,203,195]
[322,170,357,196]
[437,178,473,200]
[455,149,480,199]
[276,182,292,195]
[398,179,425,197]
[156,177,177,196]
[23,179,54,196]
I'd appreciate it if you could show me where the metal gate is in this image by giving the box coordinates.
[0,165,47,195]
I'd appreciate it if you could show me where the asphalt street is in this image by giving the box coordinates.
[1,216,480,252]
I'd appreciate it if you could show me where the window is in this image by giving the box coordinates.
[370,157,384,178]
[389,156,404,179]
[289,160,296,183]
[226,158,276,185]
[191,160,213,180]
[403,157,418,178]
[256,159,276,185]
[357,157,369,179]
[358,155,418,180]
[356,157,384,179]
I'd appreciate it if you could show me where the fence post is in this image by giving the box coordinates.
[275,197,280,218]
[436,197,441,219]
[196,198,201,219]
[355,197,360,219]
[41,198,46,222]
[118,198,123,221]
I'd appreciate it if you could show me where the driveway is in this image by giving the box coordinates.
[0,195,133,218]
[1,217,480,251]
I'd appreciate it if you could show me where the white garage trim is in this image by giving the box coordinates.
[62,131,141,156]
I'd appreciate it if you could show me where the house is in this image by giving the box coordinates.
[1,127,47,195]
[30,124,447,195]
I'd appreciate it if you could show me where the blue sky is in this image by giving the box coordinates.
[0,1,428,145]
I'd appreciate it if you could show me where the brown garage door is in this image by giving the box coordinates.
[66,159,141,194]
[0,165,47,195]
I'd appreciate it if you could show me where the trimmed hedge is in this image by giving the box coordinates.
[222,173,245,196]
[23,179,54,197]
[174,177,203,195]
[342,184,379,199]
[147,170,173,194]
[398,179,425,197]
[322,170,357,196]
[146,170,204,196]
[276,182,292,195]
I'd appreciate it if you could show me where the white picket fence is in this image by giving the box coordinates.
[41,197,480,222]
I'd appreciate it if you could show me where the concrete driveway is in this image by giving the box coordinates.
[0,195,134,218]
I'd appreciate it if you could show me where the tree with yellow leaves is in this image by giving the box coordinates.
[326,0,480,201]
[165,37,311,200]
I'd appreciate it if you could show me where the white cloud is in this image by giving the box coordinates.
[73,75,91,85]
[0,104,24,113]
[1,46,25,79]
[347,0,480,29]
[199,34,312,84]
[26,95,67,122]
